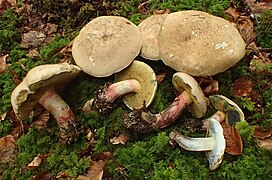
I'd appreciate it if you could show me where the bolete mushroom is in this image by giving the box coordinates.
[159,10,246,76]
[138,14,168,60]
[169,117,226,171]
[122,72,206,133]
[72,16,142,77]
[11,63,81,143]
[209,94,245,126]
[83,60,157,114]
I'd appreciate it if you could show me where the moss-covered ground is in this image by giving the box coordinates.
[0,0,271,179]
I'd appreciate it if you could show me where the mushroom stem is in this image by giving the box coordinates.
[38,88,78,142]
[88,79,141,114]
[99,79,141,102]
[169,118,225,171]
[122,90,193,132]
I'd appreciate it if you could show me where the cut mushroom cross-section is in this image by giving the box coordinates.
[82,60,157,114]
[122,72,207,133]
[11,63,81,143]
[169,117,226,171]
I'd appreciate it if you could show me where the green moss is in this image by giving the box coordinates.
[255,10,272,49]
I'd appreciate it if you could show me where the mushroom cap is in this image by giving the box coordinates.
[138,14,168,60]
[72,16,142,77]
[159,10,246,76]
[11,63,81,119]
[209,94,245,126]
[172,72,206,118]
[115,60,157,109]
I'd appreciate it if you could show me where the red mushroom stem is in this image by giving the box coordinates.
[99,79,141,102]
[38,88,78,142]
[83,79,141,114]
[122,90,193,132]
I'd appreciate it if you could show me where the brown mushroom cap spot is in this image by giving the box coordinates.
[138,14,168,60]
[172,72,206,118]
[159,10,246,76]
[115,60,157,109]
[72,16,142,77]
[11,63,81,119]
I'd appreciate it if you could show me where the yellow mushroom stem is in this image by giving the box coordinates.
[38,87,78,143]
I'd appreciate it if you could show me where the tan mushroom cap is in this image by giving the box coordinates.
[115,60,157,109]
[172,72,206,118]
[11,63,81,119]
[138,14,168,60]
[72,16,142,77]
[159,10,246,76]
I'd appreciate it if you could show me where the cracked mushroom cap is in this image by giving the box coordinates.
[138,14,168,60]
[72,16,142,77]
[11,63,81,119]
[115,60,157,109]
[159,10,246,76]
[209,94,245,126]
[172,72,206,118]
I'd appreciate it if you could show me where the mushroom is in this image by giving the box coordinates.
[209,94,245,126]
[11,63,81,143]
[169,117,226,171]
[138,14,168,60]
[82,60,157,114]
[72,16,142,77]
[122,72,206,133]
[159,10,246,76]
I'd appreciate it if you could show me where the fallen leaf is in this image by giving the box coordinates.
[138,1,149,15]
[0,54,8,73]
[196,77,219,95]
[56,171,74,180]
[20,31,46,49]
[9,69,21,85]
[82,99,95,115]
[153,9,171,15]
[86,128,96,146]
[256,136,272,150]
[232,77,254,97]
[156,73,166,84]
[43,23,58,35]
[0,135,17,163]
[26,49,40,59]
[29,171,51,180]
[31,110,50,130]
[15,3,32,15]
[10,110,24,139]
[250,55,272,73]
[110,133,128,145]
[225,5,241,22]
[254,126,272,139]
[0,112,7,122]
[221,121,243,155]
[245,0,272,14]
[78,152,112,180]
[27,154,48,170]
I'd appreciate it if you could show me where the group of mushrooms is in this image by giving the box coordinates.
[10,10,247,170]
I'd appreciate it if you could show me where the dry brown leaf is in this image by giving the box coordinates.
[196,77,219,95]
[29,171,51,180]
[43,23,58,35]
[86,128,96,146]
[26,49,40,59]
[156,73,166,84]
[110,133,128,145]
[0,135,17,163]
[27,154,48,170]
[245,0,272,14]
[82,99,94,116]
[9,69,21,85]
[221,121,243,155]
[0,54,8,74]
[232,77,254,97]
[10,110,24,139]
[56,171,75,180]
[20,31,46,49]
[254,126,272,139]
[78,152,112,180]
[250,55,272,73]
[153,9,171,15]
[224,5,241,22]
[256,136,272,150]
[138,1,149,15]
[30,110,50,130]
